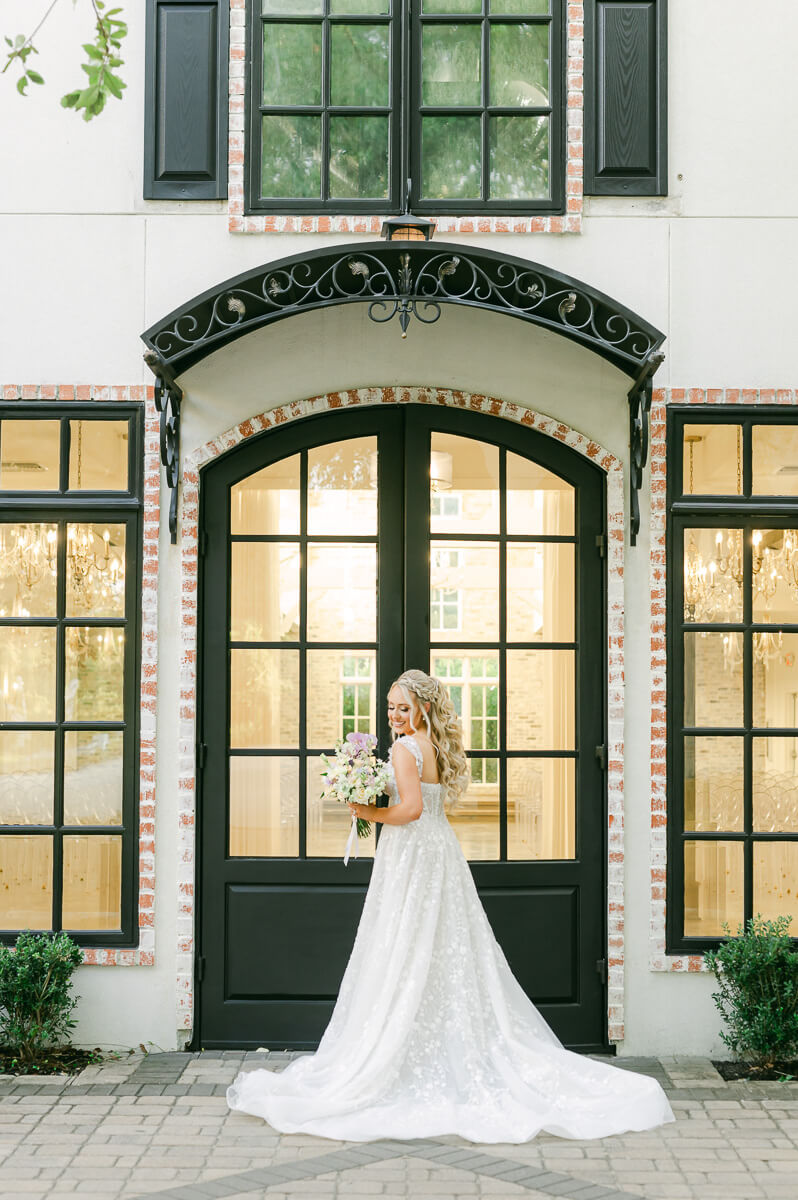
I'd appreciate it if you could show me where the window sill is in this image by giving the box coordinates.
[81,948,154,967]
[650,953,708,972]
[229,212,582,236]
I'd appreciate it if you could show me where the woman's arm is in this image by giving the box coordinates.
[349,743,423,826]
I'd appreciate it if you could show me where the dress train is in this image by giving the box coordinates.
[227,735,675,1143]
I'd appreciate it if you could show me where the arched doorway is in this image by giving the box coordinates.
[196,403,608,1050]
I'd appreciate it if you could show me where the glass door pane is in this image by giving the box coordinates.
[430,433,577,862]
[229,758,300,857]
[228,435,380,860]
[430,542,499,641]
[308,439,377,534]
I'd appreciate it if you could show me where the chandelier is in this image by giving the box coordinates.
[0,525,57,607]
[0,524,124,616]
[684,438,798,672]
[722,626,784,672]
[1,424,125,615]
[684,534,716,622]
[66,525,124,612]
[687,526,796,675]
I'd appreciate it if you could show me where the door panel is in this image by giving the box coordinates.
[226,885,370,997]
[198,406,607,1050]
[480,886,578,1000]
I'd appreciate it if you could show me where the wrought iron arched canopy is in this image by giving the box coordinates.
[141,241,665,543]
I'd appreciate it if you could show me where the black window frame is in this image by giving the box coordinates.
[666,405,798,953]
[245,0,565,216]
[0,404,144,948]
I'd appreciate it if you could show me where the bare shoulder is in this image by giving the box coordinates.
[406,733,439,783]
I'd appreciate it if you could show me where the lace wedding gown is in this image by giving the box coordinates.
[227,734,675,1143]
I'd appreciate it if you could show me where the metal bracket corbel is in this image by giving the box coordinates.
[627,351,665,546]
[143,350,184,544]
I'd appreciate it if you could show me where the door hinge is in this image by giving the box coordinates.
[595,744,607,771]
[197,743,207,770]
[595,533,606,558]
[198,529,209,557]
[196,955,206,983]
[596,957,607,984]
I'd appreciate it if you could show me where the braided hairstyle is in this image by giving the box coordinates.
[390,669,470,803]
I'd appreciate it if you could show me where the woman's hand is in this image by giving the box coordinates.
[348,802,371,821]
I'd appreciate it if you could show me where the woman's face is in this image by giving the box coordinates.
[387,685,422,737]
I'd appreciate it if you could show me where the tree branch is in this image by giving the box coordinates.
[1,0,62,74]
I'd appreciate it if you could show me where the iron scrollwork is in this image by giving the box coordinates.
[627,352,666,546]
[143,242,664,380]
[142,242,667,546]
[144,351,183,544]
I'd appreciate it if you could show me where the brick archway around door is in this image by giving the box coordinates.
[175,386,626,1041]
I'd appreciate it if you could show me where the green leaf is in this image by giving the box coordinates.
[61,91,80,108]
[26,70,44,85]
[16,75,27,95]
[105,73,124,99]
[0,933,82,1061]
[83,44,104,60]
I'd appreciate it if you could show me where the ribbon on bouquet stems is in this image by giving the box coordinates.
[343,814,359,866]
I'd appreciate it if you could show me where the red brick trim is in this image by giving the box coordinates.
[227,1,584,236]
[178,387,625,1039]
[0,385,158,967]
[648,387,798,973]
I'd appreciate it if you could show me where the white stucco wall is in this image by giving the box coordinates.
[3,0,798,1056]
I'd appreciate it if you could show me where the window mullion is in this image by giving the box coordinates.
[743,418,753,499]
[481,8,489,204]
[405,0,417,204]
[742,517,753,928]
[60,420,70,494]
[321,11,330,203]
[298,449,308,860]
[499,446,507,860]
[52,518,68,931]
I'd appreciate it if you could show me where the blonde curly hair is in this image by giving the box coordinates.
[390,669,470,803]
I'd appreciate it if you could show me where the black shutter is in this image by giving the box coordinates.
[584,1,667,196]
[144,0,229,200]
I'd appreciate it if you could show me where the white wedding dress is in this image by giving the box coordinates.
[227,734,675,1143]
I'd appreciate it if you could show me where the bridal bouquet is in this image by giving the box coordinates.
[319,732,391,864]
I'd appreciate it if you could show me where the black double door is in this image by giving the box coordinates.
[197,405,609,1050]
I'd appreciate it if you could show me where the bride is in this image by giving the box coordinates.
[227,669,675,1143]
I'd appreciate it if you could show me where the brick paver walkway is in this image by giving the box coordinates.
[1,1053,797,1199]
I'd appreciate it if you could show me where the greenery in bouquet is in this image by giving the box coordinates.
[319,732,391,839]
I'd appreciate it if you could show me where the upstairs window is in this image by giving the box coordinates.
[247,0,563,214]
